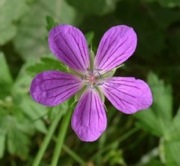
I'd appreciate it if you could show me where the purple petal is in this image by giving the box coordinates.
[30,71,82,106]
[95,25,137,73]
[100,77,152,114]
[48,24,90,73]
[71,88,107,142]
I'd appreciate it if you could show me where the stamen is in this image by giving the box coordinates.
[83,69,103,88]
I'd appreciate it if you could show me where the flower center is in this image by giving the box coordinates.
[87,73,96,85]
[83,70,101,88]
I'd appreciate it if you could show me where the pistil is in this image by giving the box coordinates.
[83,70,101,88]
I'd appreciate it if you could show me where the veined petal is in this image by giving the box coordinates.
[95,25,137,73]
[100,77,152,114]
[71,88,107,142]
[48,24,90,73]
[30,71,82,106]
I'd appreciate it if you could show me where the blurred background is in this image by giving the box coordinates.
[0,0,180,165]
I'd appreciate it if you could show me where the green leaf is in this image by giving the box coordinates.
[12,62,32,95]
[7,128,30,159]
[85,32,94,46]
[0,25,17,46]
[135,72,173,136]
[46,16,58,31]
[26,56,68,77]
[11,63,47,133]
[0,128,6,158]
[142,159,164,166]
[19,95,47,134]
[165,107,180,141]
[47,96,75,122]
[0,52,13,84]
[0,0,29,45]
[0,114,32,159]
[103,149,125,165]
[147,72,172,122]
[0,52,13,99]
[66,0,119,16]
[173,107,180,125]
[163,141,180,165]
[13,0,76,60]
[135,108,164,137]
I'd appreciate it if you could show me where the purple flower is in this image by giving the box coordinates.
[30,24,152,142]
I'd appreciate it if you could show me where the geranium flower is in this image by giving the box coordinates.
[30,24,152,142]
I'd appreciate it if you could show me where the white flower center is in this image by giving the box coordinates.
[83,70,102,88]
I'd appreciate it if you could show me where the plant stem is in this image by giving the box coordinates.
[97,134,106,166]
[90,127,139,160]
[63,144,86,165]
[51,108,72,166]
[52,136,86,165]
[32,110,64,166]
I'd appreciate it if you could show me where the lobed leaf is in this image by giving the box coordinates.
[26,56,68,77]
[0,52,13,85]
[0,0,29,45]
[0,128,6,158]
[135,72,173,136]
[13,0,76,60]
[162,140,180,165]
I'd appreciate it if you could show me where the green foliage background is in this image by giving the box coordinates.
[0,0,180,165]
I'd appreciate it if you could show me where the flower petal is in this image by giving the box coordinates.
[71,88,107,142]
[100,77,152,114]
[95,25,137,73]
[48,24,90,73]
[30,71,82,106]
